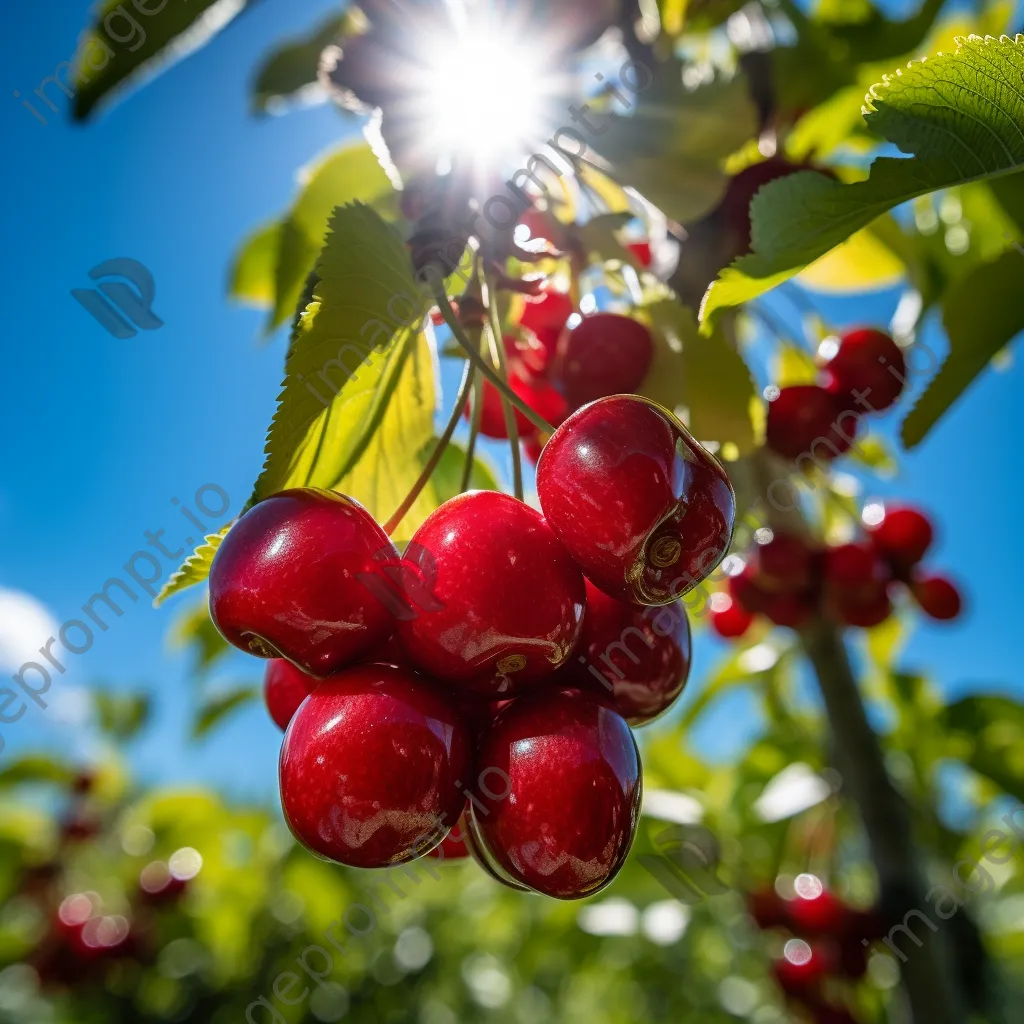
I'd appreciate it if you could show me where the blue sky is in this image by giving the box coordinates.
[0,0,1021,804]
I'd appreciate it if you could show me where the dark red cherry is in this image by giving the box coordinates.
[772,941,832,997]
[823,542,887,592]
[505,331,551,380]
[754,531,816,592]
[763,591,816,629]
[537,396,735,606]
[209,489,397,677]
[471,690,641,899]
[910,574,962,621]
[138,862,188,906]
[469,373,567,439]
[766,385,858,461]
[867,506,933,571]
[829,583,892,628]
[721,157,806,253]
[427,810,472,861]
[398,492,585,696]
[813,1009,859,1024]
[279,665,470,868]
[628,241,653,268]
[519,289,573,337]
[784,883,848,934]
[729,564,773,614]
[570,579,690,725]
[556,313,654,410]
[748,889,788,929]
[823,328,905,412]
[710,593,755,639]
[263,659,319,731]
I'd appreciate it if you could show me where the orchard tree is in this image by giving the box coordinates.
[2,1,1022,1023]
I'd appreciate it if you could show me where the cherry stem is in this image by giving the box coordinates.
[484,276,524,501]
[460,355,485,492]
[383,358,476,538]
[429,276,554,436]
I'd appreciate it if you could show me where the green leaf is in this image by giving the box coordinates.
[902,247,1024,447]
[169,599,231,673]
[941,695,1024,803]
[155,525,231,607]
[254,203,429,502]
[270,143,395,330]
[94,689,151,741]
[252,12,354,115]
[641,300,758,454]
[73,0,256,121]
[595,67,759,224]
[193,686,259,740]
[701,34,1024,328]
[0,756,75,788]
[229,222,281,309]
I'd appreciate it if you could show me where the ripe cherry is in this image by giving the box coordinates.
[911,574,962,621]
[519,289,573,338]
[772,940,832,997]
[427,810,472,861]
[766,385,858,461]
[505,330,551,380]
[209,489,398,677]
[263,659,319,731]
[785,880,848,935]
[754,531,816,592]
[710,593,755,639]
[471,690,641,899]
[538,396,735,606]
[823,542,887,592]
[823,328,906,412]
[556,313,654,410]
[570,579,691,725]
[628,241,653,268]
[748,889,788,929]
[763,591,816,629]
[867,505,933,571]
[398,492,585,695]
[829,582,892,628]
[279,665,470,868]
[469,373,567,439]
[729,564,773,614]
[722,157,805,254]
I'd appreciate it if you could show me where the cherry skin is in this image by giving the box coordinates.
[784,884,848,935]
[468,372,567,440]
[763,591,816,629]
[868,505,933,571]
[398,492,585,696]
[748,889,789,930]
[570,579,691,725]
[729,564,774,614]
[710,593,756,639]
[753,531,817,592]
[556,313,654,410]
[263,659,320,731]
[911,574,962,621]
[209,489,398,678]
[766,385,858,461]
[279,665,470,868]
[628,240,653,268]
[471,690,641,899]
[823,328,906,412]
[772,942,832,997]
[426,809,472,861]
[829,582,892,628]
[537,396,736,606]
[823,542,888,592]
[519,289,573,338]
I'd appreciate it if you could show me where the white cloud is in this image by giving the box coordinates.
[0,587,58,673]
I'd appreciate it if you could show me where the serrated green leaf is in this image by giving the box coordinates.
[902,247,1024,447]
[73,0,255,121]
[229,221,281,309]
[155,525,231,607]
[193,686,259,740]
[641,300,758,453]
[252,12,354,114]
[94,689,152,741]
[595,68,759,224]
[701,35,1024,328]
[941,695,1024,802]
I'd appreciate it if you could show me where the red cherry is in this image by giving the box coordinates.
[279,665,470,868]
[829,583,892,628]
[748,889,788,929]
[710,593,755,639]
[754,531,816,592]
[729,565,773,614]
[398,492,585,696]
[722,157,805,253]
[868,506,933,571]
[520,289,573,336]
[772,940,832,997]
[570,579,691,725]
[426,810,472,861]
[911,574,962,621]
[537,396,736,606]
[763,591,816,629]
[468,373,567,439]
[505,331,551,380]
[627,241,653,268]
[471,690,641,899]
[209,489,397,677]
[823,542,887,592]
[823,328,905,412]
[785,886,848,934]
[556,313,654,410]
[523,436,545,465]
[766,386,858,461]
[263,659,319,731]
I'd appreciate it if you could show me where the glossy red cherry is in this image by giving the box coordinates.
[505,331,551,380]
[823,542,887,592]
[209,489,397,677]
[766,385,858,461]
[570,579,691,725]
[469,373,567,439]
[519,289,573,337]
[471,690,641,899]
[279,665,470,868]
[823,328,906,412]
[556,313,654,410]
[772,940,832,997]
[427,810,472,861]
[398,492,585,695]
[710,592,756,639]
[910,574,962,621]
[754,531,816,592]
[537,396,735,606]
[263,659,319,731]
[784,882,848,934]
[867,505,933,571]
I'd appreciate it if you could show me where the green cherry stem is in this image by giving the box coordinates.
[383,357,476,538]
[429,276,554,436]
[460,350,485,493]
[484,275,524,501]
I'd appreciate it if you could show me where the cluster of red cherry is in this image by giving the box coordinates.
[766,328,905,461]
[711,504,962,637]
[749,875,884,1023]
[209,394,736,900]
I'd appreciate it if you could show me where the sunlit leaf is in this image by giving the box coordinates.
[941,695,1024,802]
[796,228,906,293]
[94,689,152,741]
[0,756,75,788]
[193,686,259,740]
[155,524,231,607]
[169,599,231,674]
[229,221,281,309]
